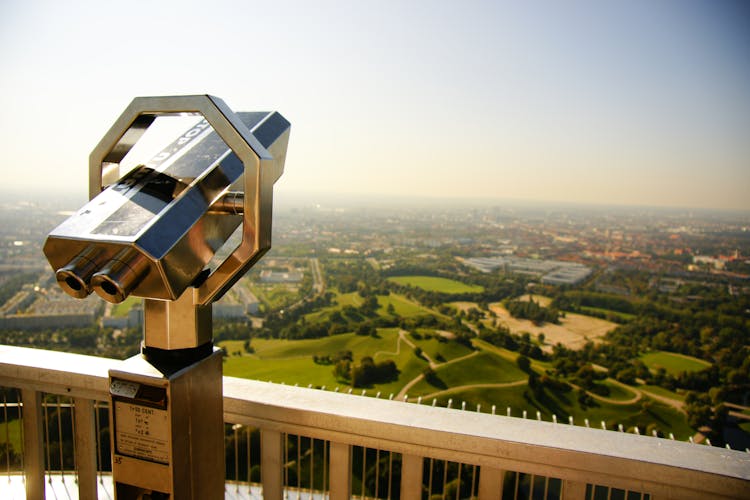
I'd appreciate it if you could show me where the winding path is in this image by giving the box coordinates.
[407,381,528,402]
[394,335,483,400]
[372,330,406,360]
[567,379,642,406]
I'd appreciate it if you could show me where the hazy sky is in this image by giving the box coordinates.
[0,0,748,209]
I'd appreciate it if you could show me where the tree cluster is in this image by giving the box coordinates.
[334,356,399,388]
[506,298,560,325]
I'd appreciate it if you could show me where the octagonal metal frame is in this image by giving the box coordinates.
[89,95,278,306]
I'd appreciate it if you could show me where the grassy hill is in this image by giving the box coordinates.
[427,385,693,439]
[387,276,484,294]
[408,330,474,362]
[640,351,711,376]
[222,329,429,392]
[410,351,526,397]
[219,328,695,440]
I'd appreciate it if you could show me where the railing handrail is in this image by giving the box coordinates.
[1,345,749,499]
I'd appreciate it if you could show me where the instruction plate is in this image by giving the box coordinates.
[114,401,169,464]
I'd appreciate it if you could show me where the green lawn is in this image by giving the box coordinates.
[335,291,363,307]
[409,351,526,396]
[472,338,551,372]
[219,331,697,440]
[302,291,360,324]
[579,305,635,321]
[600,379,639,402]
[378,294,432,317]
[409,331,474,362]
[240,330,400,360]
[640,351,711,376]
[223,355,340,386]
[387,276,484,294]
[221,329,429,393]
[249,283,299,310]
[218,332,699,440]
[110,296,141,317]
[375,354,430,397]
[639,384,686,402]
[303,291,432,324]
[427,385,693,440]
[0,418,23,453]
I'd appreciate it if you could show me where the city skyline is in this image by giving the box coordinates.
[0,0,748,210]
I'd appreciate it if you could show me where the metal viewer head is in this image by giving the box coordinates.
[43,95,290,305]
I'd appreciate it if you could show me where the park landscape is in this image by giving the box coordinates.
[219,274,708,441]
[0,196,748,493]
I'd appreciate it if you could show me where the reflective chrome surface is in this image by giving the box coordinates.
[44,95,289,305]
[90,248,150,303]
[54,245,105,298]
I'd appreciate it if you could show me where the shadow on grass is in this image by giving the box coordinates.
[424,371,447,390]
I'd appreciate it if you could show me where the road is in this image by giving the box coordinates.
[284,257,325,313]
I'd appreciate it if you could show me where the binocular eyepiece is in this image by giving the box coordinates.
[55,246,102,299]
[56,247,149,303]
[44,95,289,305]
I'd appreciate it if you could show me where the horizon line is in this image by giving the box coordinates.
[1,186,749,215]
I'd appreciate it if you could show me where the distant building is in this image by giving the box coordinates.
[1,290,100,330]
[213,288,260,318]
[260,270,303,283]
[0,289,35,315]
[692,256,725,270]
[103,305,143,329]
[541,265,592,286]
[102,316,128,329]
[0,312,96,330]
[244,298,260,315]
[462,256,592,286]
[213,303,247,320]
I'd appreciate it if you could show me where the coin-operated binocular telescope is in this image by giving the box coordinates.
[42,95,289,499]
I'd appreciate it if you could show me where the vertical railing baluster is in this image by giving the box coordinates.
[375,448,380,499]
[529,473,535,499]
[21,389,45,499]
[73,397,97,499]
[250,426,253,486]
[284,432,289,491]
[329,441,352,500]
[470,464,478,499]
[94,401,104,487]
[260,429,284,500]
[387,451,393,499]
[297,434,302,498]
[323,439,328,495]
[427,457,434,498]
[18,389,25,481]
[562,479,586,500]
[56,395,64,483]
[309,437,314,496]
[71,399,77,487]
[361,445,367,498]
[477,466,504,500]
[442,459,449,497]
[400,454,422,500]
[233,424,240,492]
[251,425,253,488]
[43,395,51,484]
[3,392,10,483]
[456,462,462,500]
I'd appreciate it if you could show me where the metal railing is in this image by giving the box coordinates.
[0,345,748,499]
